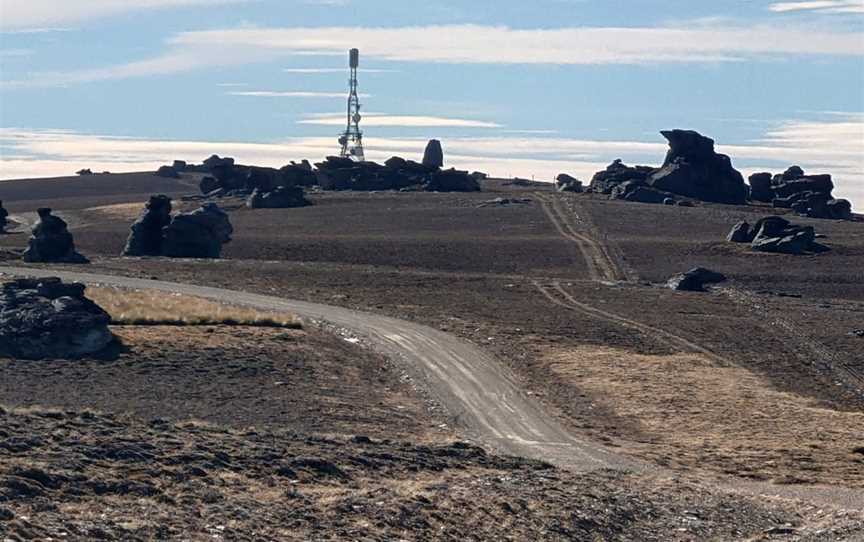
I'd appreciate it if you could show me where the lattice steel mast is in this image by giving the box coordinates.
[338,48,365,161]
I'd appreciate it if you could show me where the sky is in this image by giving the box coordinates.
[1,0,863,206]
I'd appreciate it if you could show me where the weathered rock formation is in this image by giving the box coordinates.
[162,203,233,259]
[647,130,747,205]
[747,173,773,202]
[726,216,828,255]
[0,200,8,233]
[122,195,173,256]
[22,208,88,264]
[746,166,853,220]
[246,186,311,209]
[667,268,727,292]
[314,156,479,192]
[556,174,583,192]
[172,160,187,172]
[0,277,112,359]
[192,155,317,197]
[422,139,444,168]
[589,160,654,194]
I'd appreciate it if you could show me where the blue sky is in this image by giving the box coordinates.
[1,0,863,204]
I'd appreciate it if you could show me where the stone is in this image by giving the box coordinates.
[749,216,826,255]
[0,200,8,233]
[609,179,676,204]
[22,209,88,264]
[172,160,187,172]
[76,168,93,176]
[199,176,219,194]
[122,195,173,256]
[162,203,233,259]
[826,199,853,220]
[556,174,583,192]
[663,198,676,205]
[726,221,752,243]
[246,186,311,209]
[422,139,444,168]
[589,159,654,194]
[425,168,481,192]
[748,172,773,202]
[647,130,747,204]
[781,165,805,180]
[0,277,112,359]
[667,267,727,292]
[155,165,179,178]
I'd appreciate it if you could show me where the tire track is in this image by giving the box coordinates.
[533,280,730,365]
[533,192,628,283]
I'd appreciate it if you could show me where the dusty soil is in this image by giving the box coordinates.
[0,327,438,441]
[2,406,861,542]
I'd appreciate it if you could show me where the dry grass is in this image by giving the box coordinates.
[86,286,302,328]
[543,345,864,486]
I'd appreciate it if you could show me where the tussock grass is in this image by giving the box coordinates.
[87,286,302,328]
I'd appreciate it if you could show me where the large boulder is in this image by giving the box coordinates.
[162,203,233,259]
[22,209,88,264]
[726,221,752,243]
[425,168,481,192]
[172,160,187,172]
[556,174,583,193]
[0,277,112,359]
[748,173,773,203]
[0,200,8,233]
[748,216,826,255]
[422,139,444,168]
[667,267,727,291]
[647,130,747,205]
[246,186,311,209]
[122,195,173,256]
[589,159,654,194]
[826,199,853,220]
[609,180,676,204]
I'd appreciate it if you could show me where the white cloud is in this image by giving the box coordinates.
[229,90,371,98]
[1,115,861,207]
[5,22,863,87]
[297,114,502,128]
[769,1,864,13]
[0,0,252,30]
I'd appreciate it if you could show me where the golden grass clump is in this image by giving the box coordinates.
[86,286,302,328]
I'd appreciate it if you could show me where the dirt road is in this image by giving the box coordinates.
[0,265,635,473]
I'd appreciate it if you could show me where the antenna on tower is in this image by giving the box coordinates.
[339,48,365,161]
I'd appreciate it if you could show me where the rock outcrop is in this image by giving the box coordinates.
[556,174,583,192]
[246,186,311,209]
[0,200,8,233]
[162,203,233,259]
[193,155,317,197]
[122,195,173,256]
[22,209,88,264]
[747,166,852,220]
[667,267,727,292]
[422,139,444,168]
[589,160,654,194]
[314,156,479,192]
[0,277,112,359]
[647,130,747,205]
[726,216,828,255]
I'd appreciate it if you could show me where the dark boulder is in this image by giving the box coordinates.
[826,199,852,220]
[0,277,112,359]
[0,200,8,233]
[199,176,219,195]
[172,160,187,172]
[667,267,727,292]
[726,221,752,243]
[122,195,173,256]
[425,169,481,192]
[76,168,93,176]
[22,209,88,264]
[280,163,317,187]
[647,130,747,204]
[748,173,773,203]
[780,165,805,181]
[422,139,444,168]
[162,203,233,259]
[610,180,676,204]
[155,165,179,179]
[556,174,583,192]
[773,175,833,198]
[748,216,826,255]
[246,186,311,209]
[589,159,653,194]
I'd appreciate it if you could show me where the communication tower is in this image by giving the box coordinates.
[339,48,365,161]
